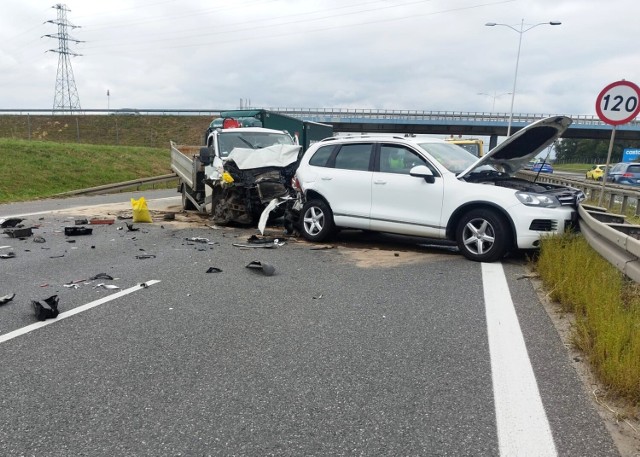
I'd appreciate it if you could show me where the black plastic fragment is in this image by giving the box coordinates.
[206,267,223,273]
[135,254,156,259]
[32,295,60,321]
[90,273,114,280]
[245,260,275,276]
[0,293,16,305]
[4,227,33,238]
[65,226,93,236]
[125,222,139,232]
[0,251,16,259]
[75,218,88,225]
[0,218,24,228]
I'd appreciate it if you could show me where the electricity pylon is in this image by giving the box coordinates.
[44,4,83,112]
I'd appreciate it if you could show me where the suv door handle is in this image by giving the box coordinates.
[373,180,387,184]
[321,177,333,180]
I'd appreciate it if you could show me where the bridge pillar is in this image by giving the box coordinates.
[489,134,498,151]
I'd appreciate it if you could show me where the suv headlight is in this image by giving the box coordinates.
[515,191,560,208]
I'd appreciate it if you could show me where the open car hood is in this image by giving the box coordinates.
[458,116,572,179]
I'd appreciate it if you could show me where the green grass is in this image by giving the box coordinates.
[535,232,640,404]
[0,114,211,148]
[0,138,172,203]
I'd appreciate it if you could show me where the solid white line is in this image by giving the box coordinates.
[482,262,557,457]
[0,280,161,345]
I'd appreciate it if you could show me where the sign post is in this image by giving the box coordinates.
[595,80,640,206]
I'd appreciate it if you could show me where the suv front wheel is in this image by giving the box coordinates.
[455,209,510,262]
[300,199,335,242]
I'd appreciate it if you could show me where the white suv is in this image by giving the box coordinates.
[293,116,584,262]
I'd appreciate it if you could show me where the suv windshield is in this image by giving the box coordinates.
[218,132,294,157]
[417,142,491,174]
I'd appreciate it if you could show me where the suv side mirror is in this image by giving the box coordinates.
[409,165,435,184]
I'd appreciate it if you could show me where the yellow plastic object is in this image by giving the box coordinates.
[222,172,234,183]
[131,197,153,223]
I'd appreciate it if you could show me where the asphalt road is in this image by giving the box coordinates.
[0,191,620,456]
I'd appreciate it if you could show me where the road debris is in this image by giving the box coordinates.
[0,293,16,305]
[64,226,93,236]
[245,260,276,276]
[125,222,139,232]
[90,218,115,225]
[313,294,323,300]
[206,267,223,273]
[93,283,121,290]
[135,254,156,259]
[186,237,209,243]
[0,251,16,259]
[63,284,80,289]
[32,295,59,321]
[0,218,24,228]
[75,218,88,225]
[90,273,114,280]
[33,236,46,243]
[4,227,33,238]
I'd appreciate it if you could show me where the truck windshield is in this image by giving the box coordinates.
[218,132,294,157]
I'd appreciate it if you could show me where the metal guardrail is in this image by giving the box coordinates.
[53,174,178,197]
[579,205,640,282]
[519,171,640,281]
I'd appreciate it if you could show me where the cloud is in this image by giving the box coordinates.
[1,0,638,118]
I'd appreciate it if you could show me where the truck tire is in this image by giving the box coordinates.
[455,208,510,262]
[181,184,197,211]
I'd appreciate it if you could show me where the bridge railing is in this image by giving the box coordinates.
[1,108,638,129]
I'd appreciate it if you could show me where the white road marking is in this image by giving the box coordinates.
[482,262,557,457]
[0,280,161,345]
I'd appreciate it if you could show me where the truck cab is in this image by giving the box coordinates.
[444,137,485,157]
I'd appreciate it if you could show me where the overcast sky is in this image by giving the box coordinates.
[1,0,637,116]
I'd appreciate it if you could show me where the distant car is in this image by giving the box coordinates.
[531,162,553,173]
[586,164,607,181]
[606,162,640,186]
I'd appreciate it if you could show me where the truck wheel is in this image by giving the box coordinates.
[300,200,335,242]
[181,185,197,211]
[455,208,510,262]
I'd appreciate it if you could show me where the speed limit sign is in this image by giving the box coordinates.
[595,80,640,125]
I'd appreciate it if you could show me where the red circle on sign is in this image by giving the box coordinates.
[595,80,640,126]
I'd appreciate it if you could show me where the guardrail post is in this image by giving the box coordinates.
[621,195,629,215]
[608,193,616,210]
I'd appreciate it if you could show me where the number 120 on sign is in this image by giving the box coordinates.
[595,80,640,126]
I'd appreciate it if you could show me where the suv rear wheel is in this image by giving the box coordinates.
[456,209,510,262]
[300,199,335,242]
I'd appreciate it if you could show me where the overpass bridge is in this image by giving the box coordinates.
[3,108,639,149]
[270,108,640,149]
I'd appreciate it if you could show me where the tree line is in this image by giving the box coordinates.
[555,138,640,163]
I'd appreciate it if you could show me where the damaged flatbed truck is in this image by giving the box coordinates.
[170,111,332,228]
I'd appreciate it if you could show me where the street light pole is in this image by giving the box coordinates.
[477,91,512,112]
[485,19,561,136]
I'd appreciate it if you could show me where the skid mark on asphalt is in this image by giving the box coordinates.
[0,280,161,345]
[482,262,557,457]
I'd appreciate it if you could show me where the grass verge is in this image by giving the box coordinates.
[535,232,640,405]
[0,138,172,203]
